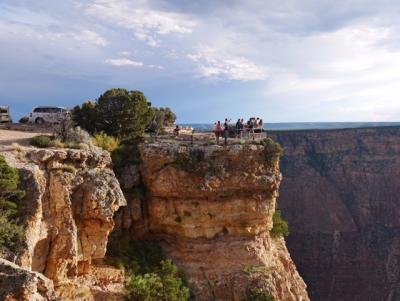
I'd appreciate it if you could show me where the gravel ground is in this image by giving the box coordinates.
[0,129,45,166]
[0,129,40,149]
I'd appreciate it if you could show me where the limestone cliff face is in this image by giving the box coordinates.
[8,148,126,300]
[269,127,400,301]
[114,143,309,301]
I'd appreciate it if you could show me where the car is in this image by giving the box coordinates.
[28,106,70,124]
[0,106,12,123]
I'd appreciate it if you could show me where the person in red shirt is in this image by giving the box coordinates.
[214,121,222,144]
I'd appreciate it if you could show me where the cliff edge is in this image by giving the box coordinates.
[114,141,309,301]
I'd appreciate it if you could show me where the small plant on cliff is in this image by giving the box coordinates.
[30,135,53,148]
[0,155,25,252]
[111,139,142,171]
[30,129,93,150]
[260,138,283,165]
[93,132,120,152]
[247,288,276,301]
[173,149,205,174]
[270,205,289,238]
[127,260,190,301]
[106,239,190,301]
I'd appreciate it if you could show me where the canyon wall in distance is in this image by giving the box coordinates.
[270,127,400,301]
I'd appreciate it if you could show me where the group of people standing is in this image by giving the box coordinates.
[214,117,264,145]
[214,118,230,145]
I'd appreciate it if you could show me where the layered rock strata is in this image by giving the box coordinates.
[114,142,309,301]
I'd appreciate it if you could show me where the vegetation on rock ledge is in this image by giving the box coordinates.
[0,155,25,252]
[247,288,276,301]
[271,204,289,238]
[261,138,283,165]
[106,239,190,301]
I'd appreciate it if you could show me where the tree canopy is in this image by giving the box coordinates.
[72,89,176,140]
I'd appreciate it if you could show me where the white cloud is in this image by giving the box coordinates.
[72,30,108,47]
[104,58,144,67]
[104,58,164,70]
[85,0,195,46]
[148,64,164,70]
[188,48,267,81]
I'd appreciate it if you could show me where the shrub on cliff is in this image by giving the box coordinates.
[127,260,190,301]
[247,288,275,301]
[111,139,142,171]
[270,206,289,238]
[261,138,283,165]
[30,131,92,150]
[106,240,190,301]
[173,149,205,174]
[93,132,120,152]
[0,155,25,252]
[30,135,54,148]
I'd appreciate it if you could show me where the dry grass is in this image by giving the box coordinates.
[11,143,23,152]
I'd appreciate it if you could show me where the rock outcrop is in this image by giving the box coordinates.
[114,142,309,301]
[270,127,400,301]
[2,148,126,300]
[0,258,58,301]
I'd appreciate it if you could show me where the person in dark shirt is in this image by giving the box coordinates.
[223,118,230,145]
[235,119,241,138]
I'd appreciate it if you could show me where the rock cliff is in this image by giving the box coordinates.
[0,258,58,301]
[2,148,126,300]
[113,142,309,301]
[270,127,400,301]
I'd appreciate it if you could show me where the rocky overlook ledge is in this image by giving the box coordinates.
[113,141,309,301]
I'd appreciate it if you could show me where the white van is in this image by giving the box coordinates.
[28,106,69,124]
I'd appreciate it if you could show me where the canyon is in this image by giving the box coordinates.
[270,126,400,301]
[3,125,399,300]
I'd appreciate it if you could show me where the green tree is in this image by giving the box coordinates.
[71,101,98,135]
[127,273,163,301]
[0,155,19,191]
[270,205,289,238]
[160,107,176,126]
[106,240,190,301]
[127,260,190,301]
[0,155,25,252]
[97,89,153,139]
[72,89,176,139]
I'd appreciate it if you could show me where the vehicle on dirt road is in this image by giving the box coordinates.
[0,106,12,123]
[28,106,70,124]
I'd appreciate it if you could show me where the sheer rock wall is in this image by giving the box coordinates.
[114,143,309,301]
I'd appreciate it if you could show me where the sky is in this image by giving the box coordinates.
[1,0,400,123]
